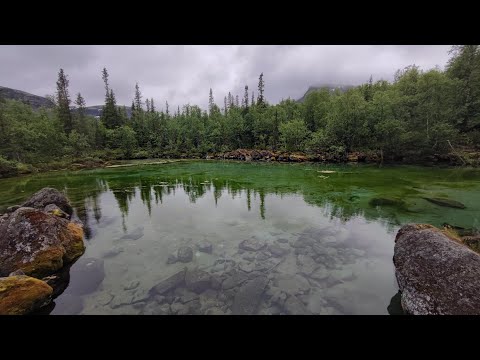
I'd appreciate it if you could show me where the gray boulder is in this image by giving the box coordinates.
[394,224,480,315]
[21,187,73,215]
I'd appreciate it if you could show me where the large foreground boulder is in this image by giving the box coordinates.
[21,187,73,216]
[394,224,480,315]
[0,275,53,315]
[0,207,85,278]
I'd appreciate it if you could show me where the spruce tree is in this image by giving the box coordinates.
[74,92,86,134]
[75,93,86,119]
[235,95,239,107]
[165,101,169,117]
[56,68,73,134]
[150,98,155,113]
[146,98,151,112]
[101,68,120,129]
[257,72,265,106]
[243,85,249,109]
[134,82,142,111]
[224,96,228,116]
[251,91,255,106]
[209,88,214,115]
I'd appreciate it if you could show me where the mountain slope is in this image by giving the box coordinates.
[0,86,54,109]
[0,85,131,118]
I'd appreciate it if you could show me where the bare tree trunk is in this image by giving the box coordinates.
[447,140,467,165]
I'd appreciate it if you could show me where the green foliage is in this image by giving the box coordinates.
[279,119,310,151]
[106,125,138,158]
[67,130,90,157]
[0,155,18,178]
[1,47,480,177]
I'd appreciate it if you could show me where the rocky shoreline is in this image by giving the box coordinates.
[206,148,475,166]
[0,188,86,315]
[2,147,478,180]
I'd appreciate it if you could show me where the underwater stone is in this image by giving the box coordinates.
[177,246,193,263]
[239,237,266,252]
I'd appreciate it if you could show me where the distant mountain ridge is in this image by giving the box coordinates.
[0,85,131,118]
[296,84,355,103]
[0,85,54,109]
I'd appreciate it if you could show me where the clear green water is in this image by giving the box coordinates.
[1,161,479,315]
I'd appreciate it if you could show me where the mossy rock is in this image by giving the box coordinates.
[0,275,53,315]
[0,208,85,277]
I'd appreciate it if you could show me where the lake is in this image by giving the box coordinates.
[1,160,479,315]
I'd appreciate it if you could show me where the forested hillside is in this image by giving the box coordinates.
[1,45,479,177]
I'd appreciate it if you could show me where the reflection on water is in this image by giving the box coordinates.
[1,161,479,315]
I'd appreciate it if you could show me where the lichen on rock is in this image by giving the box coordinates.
[394,223,480,315]
[0,275,53,315]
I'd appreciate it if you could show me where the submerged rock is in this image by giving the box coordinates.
[283,295,312,315]
[422,197,466,209]
[239,237,266,252]
[177,246,194,263]
[205,307,226,315]
[174,287,200,303]
[0,207,85,277]
[274,274,311,296]
[142,302,171,315]
[369,198,405,207]
[232,275,269,315]
[197,241,213,254]
[21,187,73,216]
[52,293,84,315]
[268,244,290,258]
[67,258,105,296]
[102,247,124,259]
[185,268,212,294]
[124,280,140,290]
[119,226,144,241]
[296,255,318,275]
[0,275,53,315]
[394,224,480,314]
[167,253,178,264]
[291,236,315,248]
[150,268,186,295]
[222,270,249,290]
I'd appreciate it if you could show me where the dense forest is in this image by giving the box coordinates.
[1,45,479,177]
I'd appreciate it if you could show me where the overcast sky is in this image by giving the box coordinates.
[0,45,451,110]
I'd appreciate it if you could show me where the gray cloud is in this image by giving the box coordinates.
[0,45,451,110]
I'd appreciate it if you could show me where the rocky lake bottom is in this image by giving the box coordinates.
[1,161,479,315]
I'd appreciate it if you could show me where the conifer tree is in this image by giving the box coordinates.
[56,68,73,134]
[150,98,155,113]
[243,85,249,109]
[209,88,214,115]
[257,72,265,106]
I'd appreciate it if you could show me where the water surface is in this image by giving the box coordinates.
[1,161,479,315]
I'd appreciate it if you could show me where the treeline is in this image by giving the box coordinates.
[1,45,479,176]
